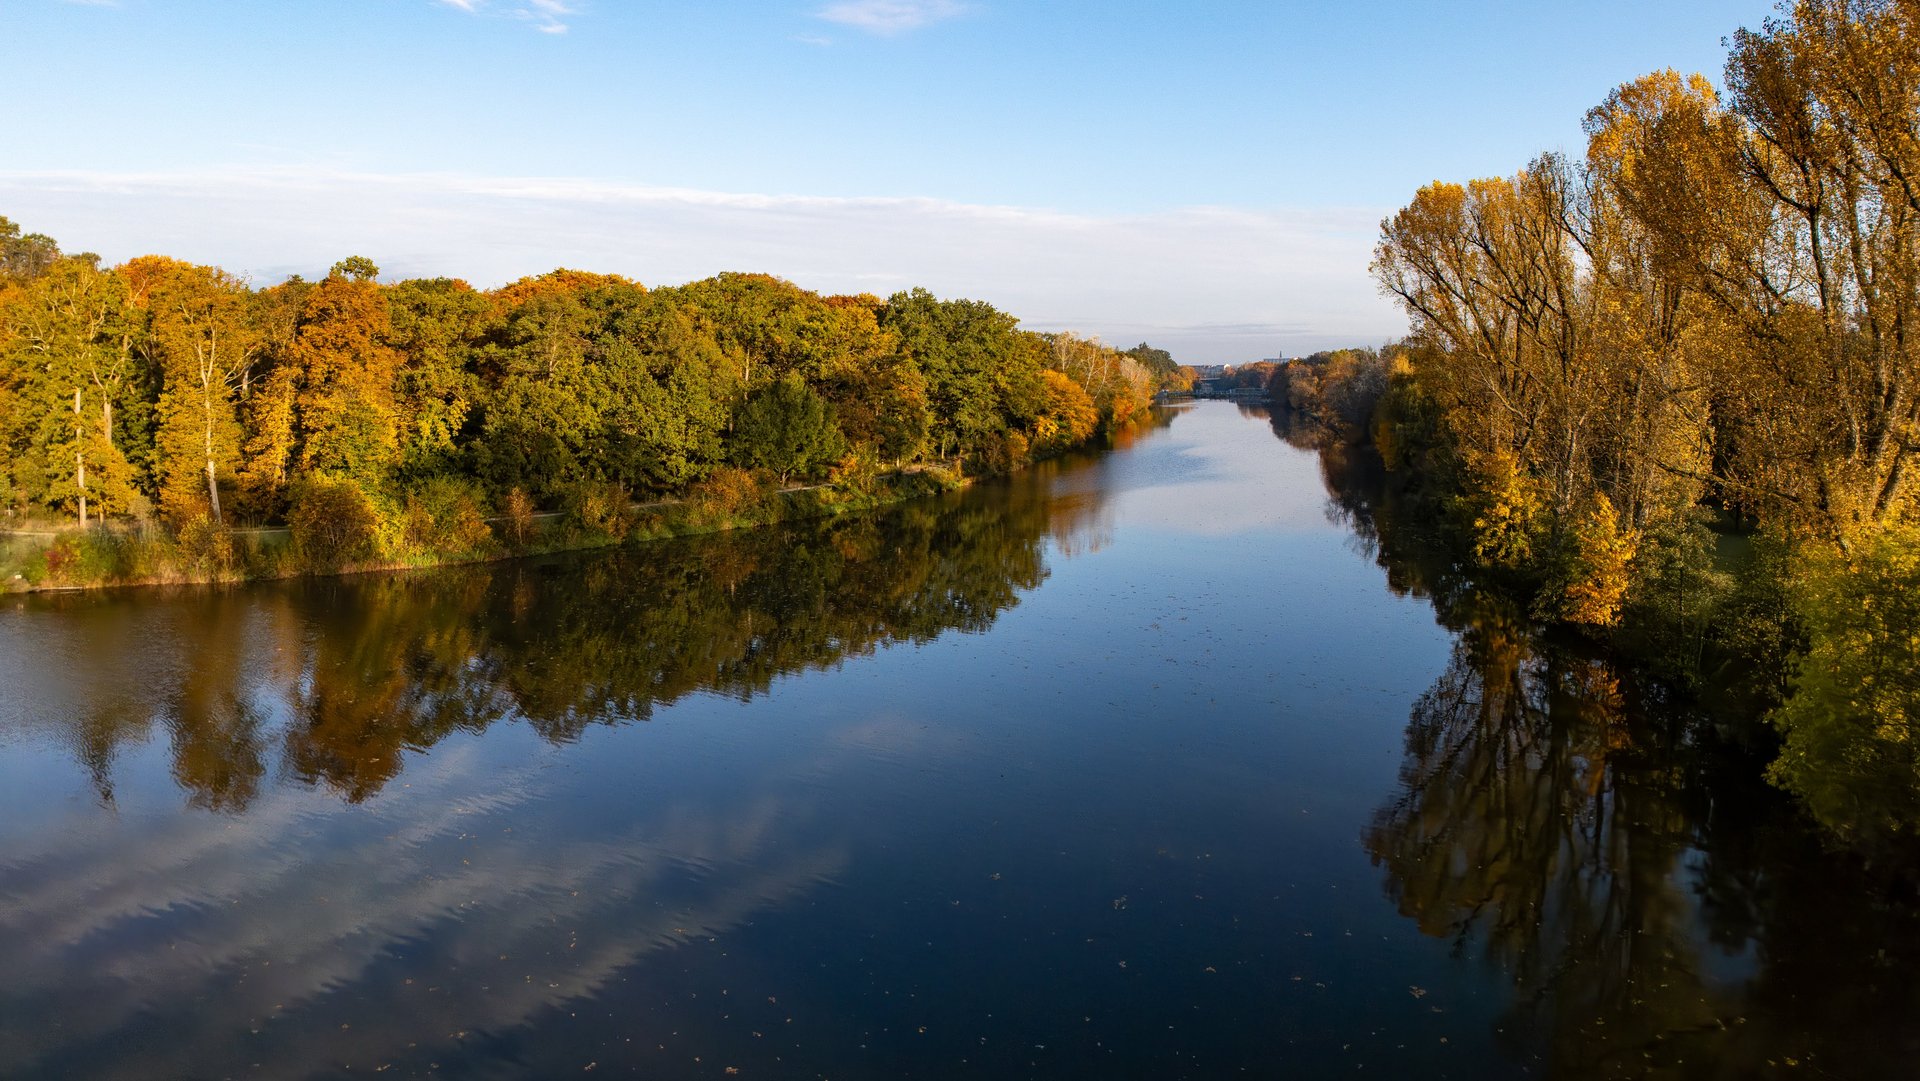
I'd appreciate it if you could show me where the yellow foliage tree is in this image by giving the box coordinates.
[1769,523,1920,845]
[1031,369,1098,451]
[1558,494,1641,626]
[1462,450,1542,570]
[292,262,404,483]
[144,259,258,524]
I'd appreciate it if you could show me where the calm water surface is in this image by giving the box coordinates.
[2,402,1916,1080]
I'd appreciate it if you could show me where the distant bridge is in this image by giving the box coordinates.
[1165,384,1271,403]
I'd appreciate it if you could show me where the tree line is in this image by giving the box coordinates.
[1292,0,1920,846]
[0,220,1168,578]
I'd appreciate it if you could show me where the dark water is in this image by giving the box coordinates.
[2,402,1916,1080]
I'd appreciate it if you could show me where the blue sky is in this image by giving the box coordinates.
[2,0,1778,362]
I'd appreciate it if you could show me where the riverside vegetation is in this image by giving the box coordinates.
[1275,0,1920,853]
[0,228,1180,589]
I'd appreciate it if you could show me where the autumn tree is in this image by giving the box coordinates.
[1373,160,1615,525]
[235,276,313,515]
[0,257,147,521]
[141,258,258,523]
[1044,332,1154,433]
[1031,369,1099,452]
[291,259,405,485]
[1367,0,1920,831]
[1716,1,1920,540]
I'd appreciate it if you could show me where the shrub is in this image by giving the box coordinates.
[686,466,771,529]
[173,513,237,578]
[38,528,141,585]
[562,480,635,540]
[828,447,882,494]
[497,486,537,550]
[402,476,494,558]
[41,536,77,583]
[288,476,383,572]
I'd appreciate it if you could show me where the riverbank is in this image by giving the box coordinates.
[1271,393,1920,863]
[1,465,967,594]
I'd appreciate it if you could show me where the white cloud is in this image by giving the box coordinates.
[435,0,575,33]
[0,167,1403,363]
[816,0,969,35]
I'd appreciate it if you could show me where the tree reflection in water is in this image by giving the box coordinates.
[15,480,1083,812]
[1278,410,1920,1079]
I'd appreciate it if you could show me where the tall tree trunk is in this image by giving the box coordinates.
[203,371,223,523]
[73,388,89,526]
[206,458,222,523]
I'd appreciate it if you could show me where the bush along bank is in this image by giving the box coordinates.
[2,464,971,592]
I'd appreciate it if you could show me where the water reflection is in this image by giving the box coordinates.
[5,404,1918,1080]
[0,481,1105,1079]
[1,747,855,1078]
[3,485,1090,812]
[1277,412,1920,1079]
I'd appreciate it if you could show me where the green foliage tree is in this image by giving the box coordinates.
[330,255,380,283]
[386,278,488,481]
[731,373,847,483]
[0,215,62,284]
[595,291,732,491]
[1769,523,1920,847]
[0,257,147,521]
[1122,342,1175,380]
[879,287,1043,469]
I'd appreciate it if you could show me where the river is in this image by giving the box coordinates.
[1,401,1915,1080]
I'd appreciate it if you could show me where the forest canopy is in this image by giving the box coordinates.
[0,232,1172,573]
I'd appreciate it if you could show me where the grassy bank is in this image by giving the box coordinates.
[1,465,966,594]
